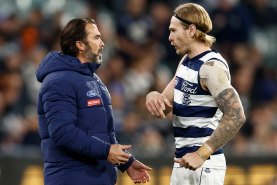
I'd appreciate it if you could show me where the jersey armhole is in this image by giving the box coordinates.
[197,64,211,95]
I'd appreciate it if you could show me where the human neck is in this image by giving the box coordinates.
[187,43,211,59]
[77,54,89,64]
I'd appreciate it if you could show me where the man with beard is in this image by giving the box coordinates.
[36,18,151,185]
[145,3,246,185]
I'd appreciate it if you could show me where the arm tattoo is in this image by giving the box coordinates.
[206,88,246,151]
[204,61,215,66]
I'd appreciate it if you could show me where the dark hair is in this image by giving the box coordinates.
[60,18,96,57]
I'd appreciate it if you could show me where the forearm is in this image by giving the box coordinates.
[197,88,246,159]
[206,114,245,152]
[161,77,174,103]
[162,78,175,115]
[146,79,174,118]
[109,132,135,171]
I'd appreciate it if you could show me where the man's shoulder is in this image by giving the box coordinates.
[201,60,229,71]
[201,51,228,68]
[44,71,73,82]
[200,60,229,79]
[42,71,82,90]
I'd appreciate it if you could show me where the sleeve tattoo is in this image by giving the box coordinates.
[206,88,246,151]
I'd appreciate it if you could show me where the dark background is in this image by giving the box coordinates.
[0,0,276,184]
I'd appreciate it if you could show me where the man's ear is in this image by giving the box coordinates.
[75,41,85,52]
[188,24,196,38]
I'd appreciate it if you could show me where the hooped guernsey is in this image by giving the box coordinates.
[173,50,229,169]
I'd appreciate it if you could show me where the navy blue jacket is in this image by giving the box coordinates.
[36,51,134,185]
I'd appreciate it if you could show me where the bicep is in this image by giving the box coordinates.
[199,61,245,120]
[199,61,231,97]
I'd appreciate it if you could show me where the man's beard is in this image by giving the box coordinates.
[84,44,103,64]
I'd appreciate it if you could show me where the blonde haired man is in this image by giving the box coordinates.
[145,3,246,185]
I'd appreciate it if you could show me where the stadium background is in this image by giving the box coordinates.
[0,0,276,184]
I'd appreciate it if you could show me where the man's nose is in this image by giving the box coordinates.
[100,39,104,47]
[168,34,173,42]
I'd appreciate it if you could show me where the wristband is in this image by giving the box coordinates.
[203,143,213,153]
[195,151,205,161]
[196,143,214,161]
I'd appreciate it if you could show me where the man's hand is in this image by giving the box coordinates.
[145,91,172,119]
[107,144,132,165]
[127,160,152,183]
[174,152,205,171]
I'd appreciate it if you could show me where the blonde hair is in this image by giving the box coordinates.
[174,3,216,47]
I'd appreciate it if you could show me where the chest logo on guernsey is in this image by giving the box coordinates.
[87,99,101,106]
[181,80,197,94]
[182,93,191,105]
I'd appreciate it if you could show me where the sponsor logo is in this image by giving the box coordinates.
[86,89,97,97]
[204,168,211,173]
[87,99,101,106]
[181,80,197,94]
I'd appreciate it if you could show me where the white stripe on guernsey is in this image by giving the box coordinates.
[175,136,210,148]
[176,65,198,83]
[174,89,217,107]
[211,108,223,128]
[173,115,218,130]
[199,52,228,66]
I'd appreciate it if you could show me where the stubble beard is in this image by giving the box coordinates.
[84,45,103,64]
[95,53,103,64]
[177,48,190,56]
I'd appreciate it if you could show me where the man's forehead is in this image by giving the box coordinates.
[86,23,100,35]
[171,16,183,25]
[169,16,182,28]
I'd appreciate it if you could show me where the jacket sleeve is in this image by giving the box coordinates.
[109,128,134,171]
[42,78,111,160]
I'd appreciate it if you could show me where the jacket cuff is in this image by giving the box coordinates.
[118,156,135,172]
[103,143,111,160]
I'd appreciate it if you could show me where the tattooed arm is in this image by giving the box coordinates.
[206,88,246,151]
[174,61,246,170]
[198,61,246,161]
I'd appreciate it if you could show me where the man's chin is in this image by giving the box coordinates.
[94,56,103,64]
[176,49,186,56]
[176,49,182,55]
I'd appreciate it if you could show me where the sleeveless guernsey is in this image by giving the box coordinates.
[173,50,229,168]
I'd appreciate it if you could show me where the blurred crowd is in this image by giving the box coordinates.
[0,0,277,158]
